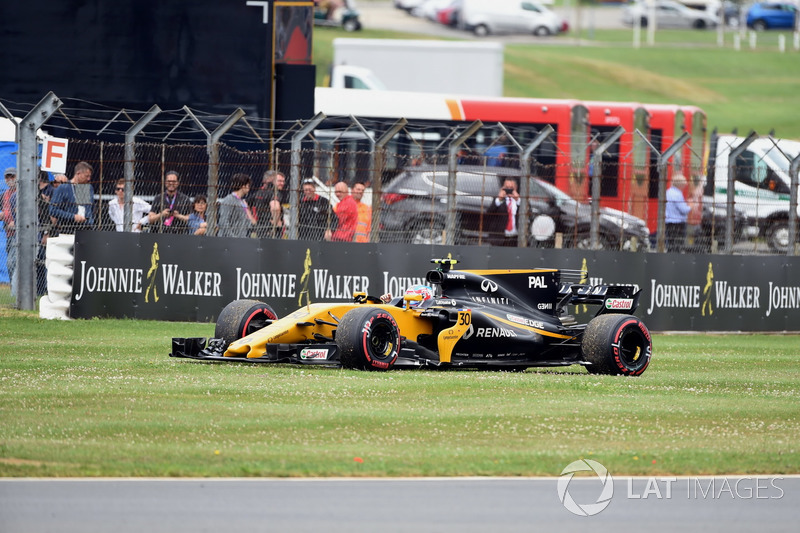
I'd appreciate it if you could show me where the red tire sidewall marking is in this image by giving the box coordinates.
[361,313,398,369]
[613,318,651,375]
[239,307,276,338]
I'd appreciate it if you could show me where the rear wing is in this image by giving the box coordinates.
[557,282,641,315]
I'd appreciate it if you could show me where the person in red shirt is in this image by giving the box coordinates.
[331,181,358,242]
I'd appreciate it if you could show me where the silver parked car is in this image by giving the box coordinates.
[622,0,719,29]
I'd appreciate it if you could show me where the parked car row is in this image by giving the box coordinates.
[620,1,798,31]
[394,0,568,37]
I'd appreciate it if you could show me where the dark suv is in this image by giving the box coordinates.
[379,165,651,250]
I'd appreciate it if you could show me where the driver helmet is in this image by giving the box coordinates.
[404,284,434,307]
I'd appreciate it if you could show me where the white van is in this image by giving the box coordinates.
[461,0,567,36]
[705,133,800,253]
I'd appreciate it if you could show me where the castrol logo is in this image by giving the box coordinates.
[605,298,633,310]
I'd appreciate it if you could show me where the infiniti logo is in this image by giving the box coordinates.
[480,279,498,293]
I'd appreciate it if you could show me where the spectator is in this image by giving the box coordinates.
[352,182,371,243]
[50,161,95,234]
[148,170,192,234]
[107,178,151,232]
[331,181,358,242]
[252,170,288,239]
[487,178,520,246]
[187,195,209,236]
[485,135,509,167]
[665,173,691,253]
[36,173,64,295]
[219,173,256,238]
[298,178,336,241]
[1,167,17,296]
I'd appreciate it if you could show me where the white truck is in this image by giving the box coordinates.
[705,133,800,253]
[329,38,504,97]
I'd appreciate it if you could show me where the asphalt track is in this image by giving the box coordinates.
[1,476,798,532]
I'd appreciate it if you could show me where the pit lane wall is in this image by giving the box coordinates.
[67,231,800,331]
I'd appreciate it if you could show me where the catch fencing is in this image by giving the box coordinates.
[1,94,799,310]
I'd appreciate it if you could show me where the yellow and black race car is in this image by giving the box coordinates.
[171,259,652,376]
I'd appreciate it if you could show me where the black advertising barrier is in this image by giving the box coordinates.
[71,231,800,331]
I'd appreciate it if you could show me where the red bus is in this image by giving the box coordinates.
[314,88,706,236]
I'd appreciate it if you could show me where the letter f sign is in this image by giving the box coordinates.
[42,136,69,173]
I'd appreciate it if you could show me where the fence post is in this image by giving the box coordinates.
[288,113,326,240]
[655,131,691,253]
[447,121,483,246]
[124,105,161,232]
[371,119,407,243]
[726,132,758,254]
[518,125,554,247]
[16,92,61,311]
[590,127,624,250]
[184,106,246,236]
[789,154,800,256]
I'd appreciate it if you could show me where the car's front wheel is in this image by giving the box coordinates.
[533,26,551,36]
[752,19,768,31]
[215,299,278,347]
[581,314,652,376]
[337,308,401,370]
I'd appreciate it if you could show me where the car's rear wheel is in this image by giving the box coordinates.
[693,19,707,29]
[337,308,400,371]
[215,299,278,347]
[473,24,490,36]
[752,19,768,31]
[581,314,652,376]
[408,219,446,244]
[343,18,361,32]
[533,26,551,36]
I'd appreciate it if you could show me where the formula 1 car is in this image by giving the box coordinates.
[171,259,652,376]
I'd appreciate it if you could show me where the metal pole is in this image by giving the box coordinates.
[589,127,624,250]
[726,132,758,254]
[446,121,482,246]
[123,105,160,232]
[288,113,326,240]
[789,154,800,256]
[185,106,246,236]
[371,119,406,243]
[655,131,691,253]
[17,92,61,310]
[518,125,554,247]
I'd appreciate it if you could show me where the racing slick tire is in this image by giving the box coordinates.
[336,307,401,371]
[581,314,652,376]
[214,299,278,347]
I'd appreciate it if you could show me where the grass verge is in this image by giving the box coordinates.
[1,309,798,477]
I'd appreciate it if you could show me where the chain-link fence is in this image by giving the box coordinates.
[2,95,799,309]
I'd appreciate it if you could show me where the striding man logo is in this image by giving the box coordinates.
[298,248,312,307]
[702,262,714,316]
[145,243,160,303]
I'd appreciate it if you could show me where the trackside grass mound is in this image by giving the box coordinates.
[0,310,797,477]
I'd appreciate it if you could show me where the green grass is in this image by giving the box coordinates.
[1,309,798,477]
[313,26,800,139]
